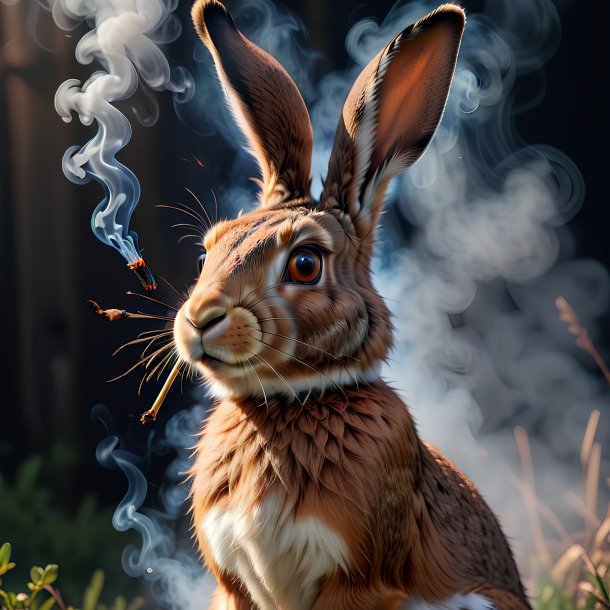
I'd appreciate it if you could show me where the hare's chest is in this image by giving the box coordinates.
[201,494,350,610]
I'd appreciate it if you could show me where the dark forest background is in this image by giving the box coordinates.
[0,0,609,602]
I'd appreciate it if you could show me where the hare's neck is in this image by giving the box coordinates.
[191,380,419,519]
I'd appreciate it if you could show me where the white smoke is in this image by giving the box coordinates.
[52,0,193,266]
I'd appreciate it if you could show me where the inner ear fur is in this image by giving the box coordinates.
[192,0,313,207]
[322,4,465,240]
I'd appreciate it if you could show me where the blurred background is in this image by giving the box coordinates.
[1,0,609,606]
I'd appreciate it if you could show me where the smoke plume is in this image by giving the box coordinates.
[52,0,193,268]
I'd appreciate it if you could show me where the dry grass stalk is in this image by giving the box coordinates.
[513,291,610,606]
[555,296,610,387]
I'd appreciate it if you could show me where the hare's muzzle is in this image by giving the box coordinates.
[174,305,263,368]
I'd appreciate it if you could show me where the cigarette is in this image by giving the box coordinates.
[87,299,153,322]
[140,360,181,425]
[128,258,157,291]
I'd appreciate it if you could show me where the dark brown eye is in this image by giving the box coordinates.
[286,248,322,284]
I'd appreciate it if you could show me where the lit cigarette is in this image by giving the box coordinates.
[140,360,181,425]
[87,299,152,321]
[128,258,157,291]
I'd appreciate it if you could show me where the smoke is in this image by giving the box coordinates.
[51,0,609,604]
[359,0,609,572]
[51,0,194,267]
[93,404,216,610]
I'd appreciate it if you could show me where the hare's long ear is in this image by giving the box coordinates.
[192,0,313,207]
[322,5,465,241]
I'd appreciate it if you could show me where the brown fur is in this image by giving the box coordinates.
[191,384,529,609]
[181,2,533,609]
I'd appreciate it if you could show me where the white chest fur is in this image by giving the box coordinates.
[202,494,350,610]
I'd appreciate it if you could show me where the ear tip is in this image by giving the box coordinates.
[431,4,467,29]
[191,0,232,43]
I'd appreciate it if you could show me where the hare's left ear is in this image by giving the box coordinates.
[192,0,313,207]
[322,4,465,241]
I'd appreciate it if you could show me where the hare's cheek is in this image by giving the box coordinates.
[173,308,204,363]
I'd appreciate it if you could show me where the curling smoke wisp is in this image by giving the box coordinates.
[53,0,194,289]
[93,404,215,610]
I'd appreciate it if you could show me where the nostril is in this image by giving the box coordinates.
[200,314,226,334]
[184,305,227,330]
[186,312,226,332]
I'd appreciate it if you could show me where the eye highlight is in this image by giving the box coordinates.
[285,247,322,284]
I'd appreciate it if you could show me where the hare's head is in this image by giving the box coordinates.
[174,0,465,399]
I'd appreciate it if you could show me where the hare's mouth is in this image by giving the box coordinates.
[197,352,231,368]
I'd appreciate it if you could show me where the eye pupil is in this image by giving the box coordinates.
[287,247,322,284]
[295,253,315,275]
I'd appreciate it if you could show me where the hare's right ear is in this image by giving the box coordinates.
[191,0,313,207]
[321,5,465,245]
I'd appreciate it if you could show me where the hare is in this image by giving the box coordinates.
[175,1,533,608]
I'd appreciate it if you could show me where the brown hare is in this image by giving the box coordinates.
[174,1,533,608]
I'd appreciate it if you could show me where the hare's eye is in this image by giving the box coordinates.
[197,252,207,273]
[286,248,322,284]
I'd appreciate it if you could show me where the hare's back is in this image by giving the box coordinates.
[418,442,526,599]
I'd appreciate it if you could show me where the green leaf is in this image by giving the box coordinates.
[82,570,104,610]
[0,561,16,577]
[0,589,14,610]
[41,564,59,586]
[30,566,44,585]
[0,543,11,565]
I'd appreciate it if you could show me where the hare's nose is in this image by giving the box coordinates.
[185,286,228,328]
[186,306,226,331]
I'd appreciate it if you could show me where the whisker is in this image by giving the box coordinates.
[239,282,285,309]
[143,341,176,368]
[178,233,205,244]
[243,293,286,314]
[107,345,170,383]
[148,349,178,383]
[247,358,269,414]
[252,353,303,406]
[157,274,188,305]
[113,331,173,356]
[156,203,208,232]
[138,327,173,337]
[185,186,214,230]
[251,337,349,402]
[133,311,176,322]
[171,222,205,234]
[210,188,219,224]
[127,291,180,312]
[252,327,361,365]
